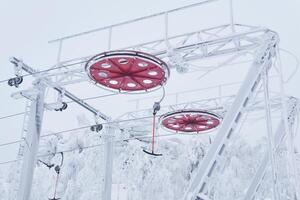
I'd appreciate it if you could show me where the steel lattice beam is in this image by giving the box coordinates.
[243,97,299,200]
[40,25,266,86]
[6,1,293,199]
[182,31,278,200]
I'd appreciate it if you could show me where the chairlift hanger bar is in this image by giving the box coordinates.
[48,0,218,43]
[10,57,110,121]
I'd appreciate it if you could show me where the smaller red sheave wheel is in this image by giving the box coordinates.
[160,110,221,133]
[85,50,169,93]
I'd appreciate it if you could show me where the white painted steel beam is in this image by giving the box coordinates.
[45,25,268,85]
[102,125,115,200]
[262,64,279,200]
[10,58,111,200]
[182,31,278,200]
[243,97,298,200]
[17,83,45,200]
[48,0,219,43]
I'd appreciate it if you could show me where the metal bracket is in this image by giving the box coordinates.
[10,57,110,121]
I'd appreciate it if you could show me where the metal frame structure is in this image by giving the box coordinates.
[6,1,298,200]
[243,97,299,200]
[10,58,112,200]
[16,81,45,200]
[182,31,279,200]
[40,24,265,86]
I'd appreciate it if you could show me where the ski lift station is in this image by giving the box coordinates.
[0,0,299,200]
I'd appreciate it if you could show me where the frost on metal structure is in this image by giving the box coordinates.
[16,81,46,200]
[243,97,299,200]
[7,1,296,200]
[115,83,296,199]
[15,29,277,200]
[182,31,279,200]
[43,24,265,87]
[9,57,111,200]
[116,90,286,136]
[85,50,170,93]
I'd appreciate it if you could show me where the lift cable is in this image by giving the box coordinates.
[0,87,286,149]
[0,91,133,121]
[0,113,167,149]
[0,58,251,85]
[0,139,24,148]
[279,48,299,83]
[0,131,178,166]
[41,99,171,139]
[0,43,297,86]
[0,59,87,85]
[1,107,297,167]
[0,112,25,120]
[0,71,286,122]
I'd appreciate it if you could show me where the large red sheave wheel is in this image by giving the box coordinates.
[85,50,169,93]
[160,110,221,133]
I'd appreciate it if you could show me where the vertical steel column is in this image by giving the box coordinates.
[262,67,279,200]
[229,0,235,33]
[102,125,115,200]
[183,58,269,200]
[17,82,46,200]
[243,98,298,200]
[276,47,299,199]
[182,32,278,200]
[192,62,266,199]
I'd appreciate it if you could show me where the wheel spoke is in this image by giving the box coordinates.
[108,58,127,73]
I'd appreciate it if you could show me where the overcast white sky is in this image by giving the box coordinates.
[0,0,300,165]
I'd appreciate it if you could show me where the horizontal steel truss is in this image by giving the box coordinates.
[116,91,283,134]
[39,24,270,86]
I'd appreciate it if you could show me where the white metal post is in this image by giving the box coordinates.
[108,27,112,50]
[184,60,268,200]
[102,125,115,200]
[17,82,46,200]
[182,32,278,200]
[262,66,280,200]
[229,0,235,33]
[243,98,298,200]
[276,47,299,199]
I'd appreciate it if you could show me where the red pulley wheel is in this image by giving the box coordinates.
[160,110,221,133]
[85,50,169,93]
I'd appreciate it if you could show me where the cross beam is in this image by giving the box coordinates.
[10,57,109,120]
